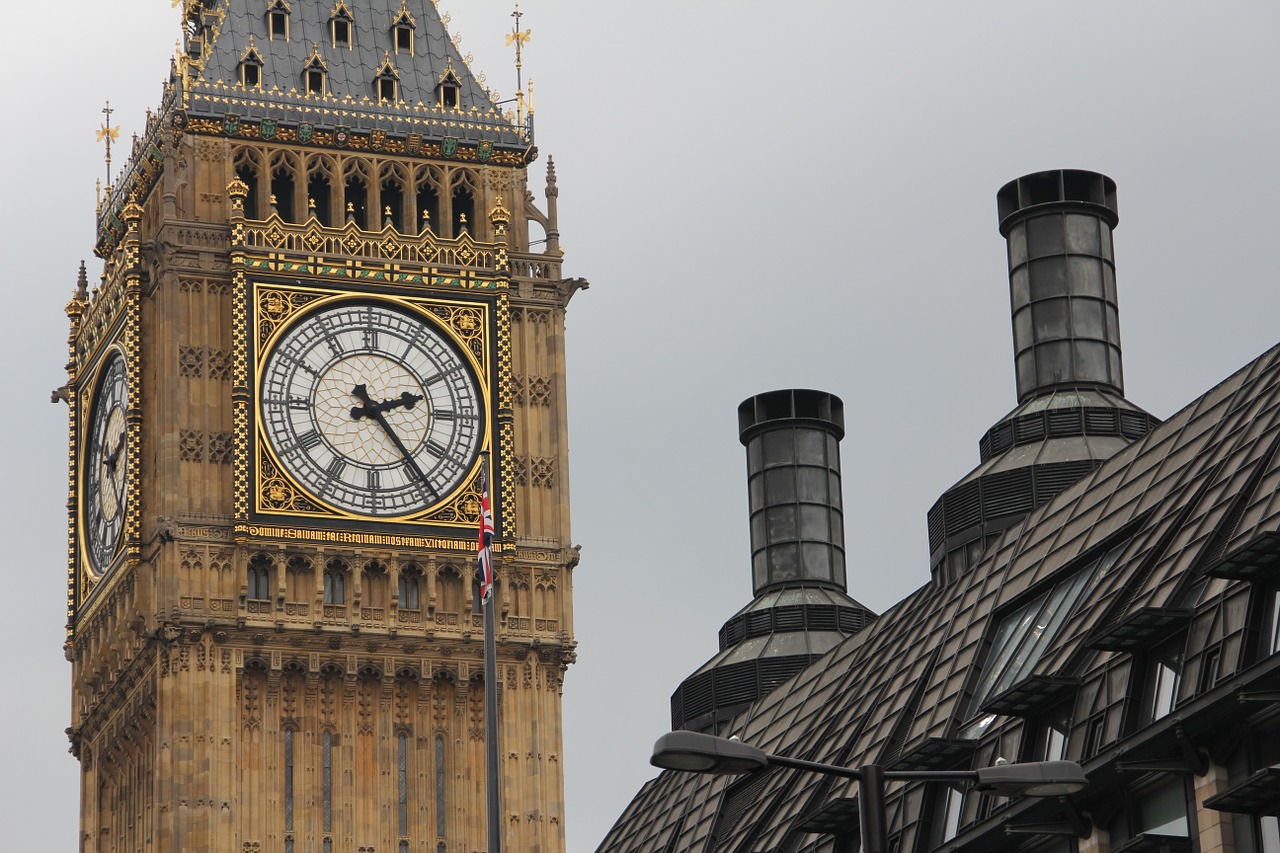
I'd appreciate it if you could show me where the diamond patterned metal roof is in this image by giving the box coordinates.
[598,342,1280,852]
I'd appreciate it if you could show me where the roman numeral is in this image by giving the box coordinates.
[299,431,322,451]
[367,469,380,490]
[326,456,346,480]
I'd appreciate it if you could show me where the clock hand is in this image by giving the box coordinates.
[349,384,436,495]
[104,432,126,472]
[350,390,425,419]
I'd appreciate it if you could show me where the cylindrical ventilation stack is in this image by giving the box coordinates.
[669,390,874,734]
[998,170,1123,403]
[738,389,847,595]
[926,170,1158,586]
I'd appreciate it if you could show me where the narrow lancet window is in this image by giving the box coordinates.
[398,732,409,838]
[283,728,295,853]
[435,734,446,837]
[323,729,334,851]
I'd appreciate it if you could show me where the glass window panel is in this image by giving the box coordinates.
[1033,298,1070,340]
[763,431,794,467]
[795,429,825,464]
[1013,305,1033,348]
[1007,223,1027,266]
[831,551,846,588]
[1071,298,1106,339]
[1064,213,1101,254]
[1074,341,1108,381]
[799,505,829,540]
[827,433,840,472]
[752,552,768,590]
[1260,816,1280,853]
[747,437,763,473]
[941,786,964,842]
[1137,781,1189,836]
[1067,256,1104,298]
[766,468,796,504]
[1044,724,1067,762]
[1035,341,1072,386]
[1011,267,1030,308]
[750,512,765,547]
[797,467,827,502]
[1150,659,1180,721]
[767,506,796,542]
[830,509,844,547]
[768,544,800,581]
[1029,258,1069,300]
[802,543,832,581]
[1269,590,1280,654]
[828,472,842,509]
[749,473,764,512]
[1027,214,1064,258]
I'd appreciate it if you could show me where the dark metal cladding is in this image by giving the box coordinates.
[670,391,874,734]
[998,170,1123,403]
[926,171,1157,585]
[738,389,847,596]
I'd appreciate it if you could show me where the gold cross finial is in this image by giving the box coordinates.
[96,101,121,188]
[506,3,531,127]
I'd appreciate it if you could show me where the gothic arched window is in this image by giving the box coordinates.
[324,560,346,605]
[247,555,271,601]
[399,570,421,610]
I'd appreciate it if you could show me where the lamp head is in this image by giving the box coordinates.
[973,760,1088,796]
[650,731,769,775]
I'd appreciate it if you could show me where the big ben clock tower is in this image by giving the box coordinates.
[62,3,586,853]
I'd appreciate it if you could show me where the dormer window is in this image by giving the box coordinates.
[436,61,461,110]
[239,39,264,89]
[330,2,354,48]
[374,54,399,103]
[302,45,328,96]
[267,0,290,40]
[391,2,416,53]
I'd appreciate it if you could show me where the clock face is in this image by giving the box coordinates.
[85,353,129,575]
[259,301,485,517]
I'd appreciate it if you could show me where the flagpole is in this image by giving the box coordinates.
[479,450,502,853]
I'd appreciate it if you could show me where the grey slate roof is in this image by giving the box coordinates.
[189,0,522,145]
[597,341,1280,852]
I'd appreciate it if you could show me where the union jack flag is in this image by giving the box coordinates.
[477,465,494,604]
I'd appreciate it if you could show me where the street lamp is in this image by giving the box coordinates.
[651,731,1088,853]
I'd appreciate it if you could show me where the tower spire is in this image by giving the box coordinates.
[96,101,120,190]
[506,2,531,127]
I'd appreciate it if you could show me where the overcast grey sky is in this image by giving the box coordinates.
[3,2,1280,851]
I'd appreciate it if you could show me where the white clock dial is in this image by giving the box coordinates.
[260,301,484,516]
[85,353,129,575]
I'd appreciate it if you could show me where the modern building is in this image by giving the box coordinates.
[60,3,585,852]
[600,171,1280,853]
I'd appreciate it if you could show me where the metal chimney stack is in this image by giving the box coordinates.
[669,390,874,734]
[738,389,848,595]
[997,170,1123,403]
[926,170,1158,585]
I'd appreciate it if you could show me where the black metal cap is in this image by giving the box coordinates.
[997,169,1124,404]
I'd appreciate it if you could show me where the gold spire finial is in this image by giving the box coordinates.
[506,2,531,127]
[96,101,121,188]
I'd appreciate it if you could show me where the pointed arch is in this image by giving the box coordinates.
[379,160,410,231]
[305,152,338,225]
[269,149,303,222]
[343,158,372,228]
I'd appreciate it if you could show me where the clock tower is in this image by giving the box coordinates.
[63,3,585,853]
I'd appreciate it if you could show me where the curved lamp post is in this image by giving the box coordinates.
[651,731,1088,853]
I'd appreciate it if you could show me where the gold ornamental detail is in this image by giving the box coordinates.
[256,289,323,347]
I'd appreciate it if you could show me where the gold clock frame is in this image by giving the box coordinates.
[239,280,504,535]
